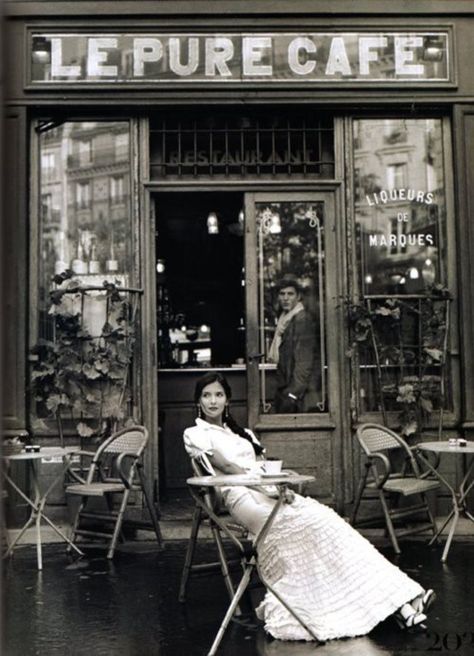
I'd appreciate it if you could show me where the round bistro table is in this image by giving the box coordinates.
[416,441,474,562]
[3,446,84,569]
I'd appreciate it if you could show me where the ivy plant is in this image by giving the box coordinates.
[31,270,138,443]
[346,284,451,437]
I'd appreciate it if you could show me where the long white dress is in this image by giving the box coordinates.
[183,419,425,642]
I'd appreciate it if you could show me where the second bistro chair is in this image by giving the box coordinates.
[65,425,163,559]
[178,457,251,610]
[351,423,440,554]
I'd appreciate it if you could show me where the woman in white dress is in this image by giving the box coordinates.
[183,372,436,642]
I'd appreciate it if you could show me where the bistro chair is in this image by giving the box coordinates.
[65,425,163,559]
[178,457,251,611]
[179,456,307,607]
[351,423,440,554]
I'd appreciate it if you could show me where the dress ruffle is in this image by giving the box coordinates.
[255,496,424,641]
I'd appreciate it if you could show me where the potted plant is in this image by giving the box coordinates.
[346,284,451,438]
[30,270,141,446]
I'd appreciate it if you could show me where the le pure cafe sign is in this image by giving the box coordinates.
[30,32,450,85]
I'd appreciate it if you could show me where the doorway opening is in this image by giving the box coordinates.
[155,191,248,501]
[155,192,246,370]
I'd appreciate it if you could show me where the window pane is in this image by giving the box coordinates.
[35,120,135,428]
[354,119,446,296]
[38,121,133,314]
[352,118,452,420]
[150,110,334,180]
[256,200,327,414]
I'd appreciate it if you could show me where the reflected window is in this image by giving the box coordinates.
[110,176,125,204]
[386,163,407,188]
[115,133,129,160]
[256,201,327,414]
[78,139,92,166]
[41,152,55,179]
[76,181,90,209]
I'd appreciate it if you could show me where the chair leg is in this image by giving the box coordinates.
[378,490,401,554]
[67,497,87,554]
[107,489,131,559]
[350,467,369,525]
[208,564,254,656]
[383,493,400,539]
[138,466,163,548]
[179,505,203,602]
[103,491,126,545]
[211,523,242,614]
[422,493,439,542]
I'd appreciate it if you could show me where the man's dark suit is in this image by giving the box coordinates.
[274,308,321,413]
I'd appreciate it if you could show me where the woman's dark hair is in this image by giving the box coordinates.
[194,372,264,456]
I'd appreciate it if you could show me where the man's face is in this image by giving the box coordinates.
[278,286,300,312]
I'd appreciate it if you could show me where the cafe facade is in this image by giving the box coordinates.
[3,0,474,516]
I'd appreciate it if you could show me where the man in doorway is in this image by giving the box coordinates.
[268,274,321,413]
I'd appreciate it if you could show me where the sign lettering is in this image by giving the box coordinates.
[31,32,450,85]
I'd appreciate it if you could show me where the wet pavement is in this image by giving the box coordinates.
[3,538,474,656]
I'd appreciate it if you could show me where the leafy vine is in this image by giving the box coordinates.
[31,270,139,442]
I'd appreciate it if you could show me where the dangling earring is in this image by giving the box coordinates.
[197,405,202,418]
[224,405,229,421]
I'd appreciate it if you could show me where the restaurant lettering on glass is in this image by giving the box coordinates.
[3,1,474,520]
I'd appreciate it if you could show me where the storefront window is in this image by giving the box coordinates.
[256,201,327,414]
[352,118,451,418]
[34,121,135,429]
[354,118,446,296]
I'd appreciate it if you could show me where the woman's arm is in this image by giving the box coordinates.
[208,450,248,475]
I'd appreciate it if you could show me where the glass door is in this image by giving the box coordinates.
[244,191,340,428]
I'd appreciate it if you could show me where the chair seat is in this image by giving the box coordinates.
[367,477,439,496]
[66,482,125,497]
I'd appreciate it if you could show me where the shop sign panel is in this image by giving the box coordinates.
[29,32,451,85]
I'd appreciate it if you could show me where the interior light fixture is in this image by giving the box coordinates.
[32,37,52,64]
[408,266,420,280]
[238,209,245,226]
[422,258,436,284]
[207,212,219,234]
[422,36,444,62]
[364,274,373,285]
[156,259,165,274]
[269,213,282,234]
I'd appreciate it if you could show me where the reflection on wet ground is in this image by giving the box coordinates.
[3,540,474,655]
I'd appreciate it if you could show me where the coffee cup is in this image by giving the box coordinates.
[25,445,41,453]
[262,459,283,475]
